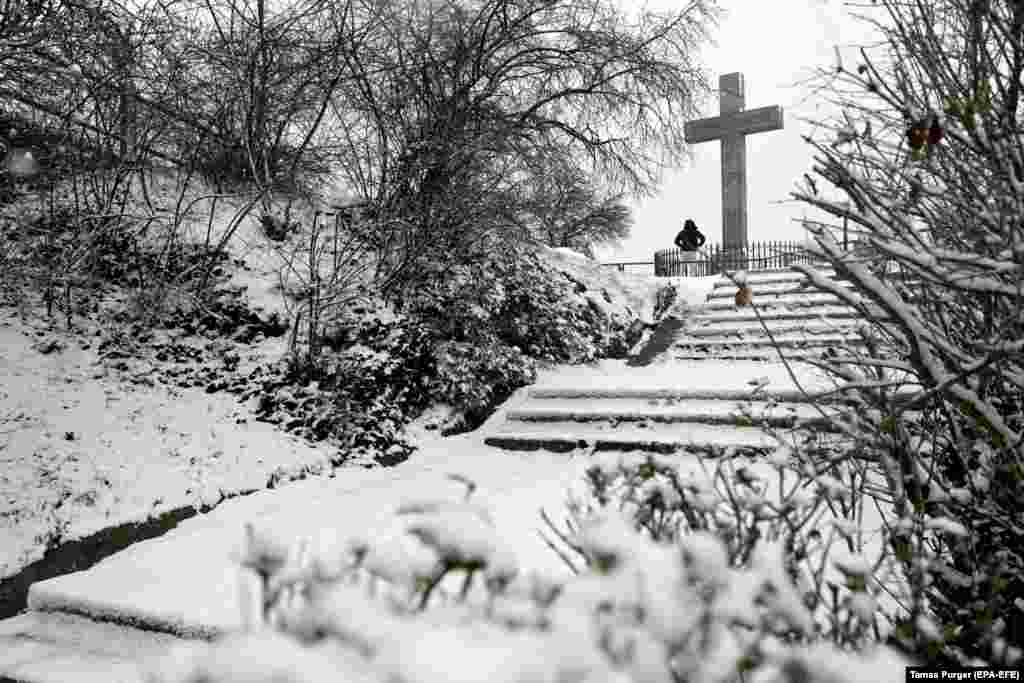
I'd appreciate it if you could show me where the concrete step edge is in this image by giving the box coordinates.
[0,611,189,683]
[710,274,840,288]
[684,322,862,338]
[706,285,858,301]
[526,386,918,403]
[672,335,860,349]
[701,296,855,310]
[505,409,843,431]
[689,309,865,324]
[483,433,777,456]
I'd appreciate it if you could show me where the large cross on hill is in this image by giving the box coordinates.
[684,72,785,250]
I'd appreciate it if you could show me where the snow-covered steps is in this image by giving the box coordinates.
[668,267,878,362]
[709,280,852,298]
[702,268,861,311]
[484,377,880,457]
[484,265,890,457]
[671,347,843,361]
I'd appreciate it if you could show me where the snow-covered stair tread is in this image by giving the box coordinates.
[528,360,852,395]
[710,270,838,286]
[706,281,857,298]
[483,420,784,452]
[506,398,847,428]
[0,611,186,683]
[685,318,862,337]
[701,293,857,310]
[671,348,841,361]
[526,386,852,403]
[690,306,870,323]
[673,333,859,349]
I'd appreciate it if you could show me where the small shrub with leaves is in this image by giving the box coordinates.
[265,312,439,463]
[543,450,909,653]
[431,339,535,429]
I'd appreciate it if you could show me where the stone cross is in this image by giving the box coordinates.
[684,73,784,249]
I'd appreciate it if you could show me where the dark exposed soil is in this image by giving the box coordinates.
[0,503,207,621]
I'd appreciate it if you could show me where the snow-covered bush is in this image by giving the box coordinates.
[267,241,655,446]
[541,452,902,652]
[405,246,617,363]
[259,241,659,455]
[148,466,909,683]
[787,0,1024,665]
[269,313,438,462]
[400,245,645,429]
[430,340,535,429]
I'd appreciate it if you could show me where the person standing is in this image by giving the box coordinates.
[673,219,706,276]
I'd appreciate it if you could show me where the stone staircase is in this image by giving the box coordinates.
[483,389,852,457]
[673,266,872,361]
[484,265,885,457]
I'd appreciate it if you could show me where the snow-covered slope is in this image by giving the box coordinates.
[537,246,714,325]
[0,309,340,583]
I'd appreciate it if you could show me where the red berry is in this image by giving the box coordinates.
[927,116,944,145]
[907,126,928,150]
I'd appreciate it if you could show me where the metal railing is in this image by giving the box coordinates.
[652,240,814,277]
[602,260,655,273]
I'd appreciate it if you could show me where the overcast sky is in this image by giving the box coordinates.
[595,0,887,263]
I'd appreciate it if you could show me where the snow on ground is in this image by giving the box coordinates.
[0,179,907,675]
[0,180,690,587]
[27,429,597,636]
[1,252,907,677]
[209,203,376,325]
[25,401,897,643]
[0,308,339,581]
[0,222,689,585]
[0,181,390,584]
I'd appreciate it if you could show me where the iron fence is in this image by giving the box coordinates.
[652,240,814,277]
[602,261,655,273]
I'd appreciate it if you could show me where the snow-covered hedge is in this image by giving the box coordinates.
[387,245,664,430]
[253,243,671,457]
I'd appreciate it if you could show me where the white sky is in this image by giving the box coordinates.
[596,0,887,263]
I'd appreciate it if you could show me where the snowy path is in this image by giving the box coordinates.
[23,431,602,637]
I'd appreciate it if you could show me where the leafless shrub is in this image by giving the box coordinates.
[783,0,1024,666]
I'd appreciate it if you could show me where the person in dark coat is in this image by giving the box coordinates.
[673,219,706,276]
[674,219,706,251]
